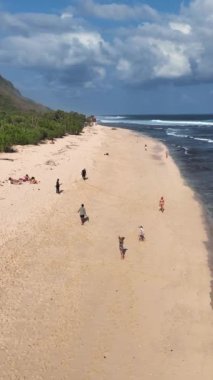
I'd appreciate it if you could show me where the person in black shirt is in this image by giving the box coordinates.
[81,168,86,180]
[55,178,61,194]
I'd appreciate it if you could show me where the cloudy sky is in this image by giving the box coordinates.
[0,0,213,114]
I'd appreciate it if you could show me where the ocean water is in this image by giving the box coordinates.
[98,114,213,224]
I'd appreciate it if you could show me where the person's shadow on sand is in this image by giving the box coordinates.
[81,215,89,224]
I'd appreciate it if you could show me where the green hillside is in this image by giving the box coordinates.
[0,75,49,112]
[0,74,86,152]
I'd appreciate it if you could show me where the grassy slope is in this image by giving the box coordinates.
[0,75,49,113]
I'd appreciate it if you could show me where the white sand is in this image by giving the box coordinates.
[0,124,213,379]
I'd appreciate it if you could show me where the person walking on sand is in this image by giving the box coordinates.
[78,204,87,225]
[55,178,61,194]
[81,168,86,180]
[138,225,145,241]
[159,196,165,212]
[118,236,126,259]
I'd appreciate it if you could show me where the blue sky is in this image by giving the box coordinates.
[1,1,189,14]
[0,0,213,115]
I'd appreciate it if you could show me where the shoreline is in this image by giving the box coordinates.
[0,124,213,379]
[98,120,213,223]
[102,125,213,297]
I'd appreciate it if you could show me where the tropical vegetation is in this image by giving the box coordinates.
[0,74,93,152]
[0,110,86,152]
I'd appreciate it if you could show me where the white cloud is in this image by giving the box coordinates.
[113,25,196,84]
[169,22,191,35]
[61,13,73,20]
[112,0,213,85]
[0,11,83,34]
[1,0,213,91]
[153,41,191,78]
[0,31,107,67]
[184,0,213,20]
[79,0,159,21]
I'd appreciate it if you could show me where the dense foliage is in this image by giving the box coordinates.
[0,110,86,152]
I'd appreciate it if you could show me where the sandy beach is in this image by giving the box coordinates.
[0,124,213,380]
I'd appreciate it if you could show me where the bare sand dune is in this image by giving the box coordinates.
[0,125,213,379]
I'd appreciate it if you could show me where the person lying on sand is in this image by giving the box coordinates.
[19,174,30,182]
[8,177,22,185]
[29,177,39,184]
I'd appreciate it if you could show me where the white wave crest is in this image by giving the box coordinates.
[191,137,213,143]
[166,129,189,138]
[166,129,213,143]
[97,115,125,122]
[152,119,213,127]
[98,116,213,128]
